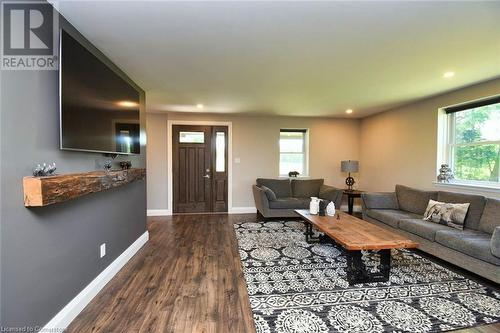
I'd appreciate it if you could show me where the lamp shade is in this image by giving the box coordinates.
[341,160,359,173]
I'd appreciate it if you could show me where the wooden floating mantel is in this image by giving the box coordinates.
[23,168,146,207]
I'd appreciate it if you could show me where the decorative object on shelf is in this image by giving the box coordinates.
[119,161,132,170]
[33,163,57,177]
[437,164,454,183]
[318,199,327,216]
[326,201,336,216]
[309,197,320,215]
[288,171,300,177]
[341,160,359,190]
[103,160,113,173]
[23,168,146,207]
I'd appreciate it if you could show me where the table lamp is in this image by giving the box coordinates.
[341,160,359,191]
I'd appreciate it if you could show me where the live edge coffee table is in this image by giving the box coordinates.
[295,209,418,285]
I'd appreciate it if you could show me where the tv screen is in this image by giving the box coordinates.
[60,29,140,155]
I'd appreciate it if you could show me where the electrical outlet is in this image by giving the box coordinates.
[234,157,241,164]
[100,243,106,258]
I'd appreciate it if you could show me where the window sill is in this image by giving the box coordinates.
[432,181,500,194]
[279,175,310,179]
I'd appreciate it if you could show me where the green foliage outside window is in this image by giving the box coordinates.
[452,103,500,182]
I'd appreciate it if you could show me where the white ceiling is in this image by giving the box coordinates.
[53,1,500,117]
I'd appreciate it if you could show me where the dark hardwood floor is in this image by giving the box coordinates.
[67,214,255,333]
[67,213,499,333]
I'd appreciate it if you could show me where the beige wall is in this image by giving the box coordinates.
[360,78,500,197]
[146,113,169,210]
[147,112,360,210]
[147,78,500,211]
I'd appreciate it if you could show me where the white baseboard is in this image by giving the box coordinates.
[147,209,172,216]
[229,206,257,214]
[147,207,257,215]
[42,231,149,331]
[147,206,360,215]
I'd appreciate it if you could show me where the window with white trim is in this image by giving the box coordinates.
[279,129,308,176]
[442,97,500,186]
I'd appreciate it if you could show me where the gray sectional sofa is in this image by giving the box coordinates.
[253,178,343,218]
[362,185,500,283]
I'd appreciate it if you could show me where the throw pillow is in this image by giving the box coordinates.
[423,199,470,230]
[261,186,277,201]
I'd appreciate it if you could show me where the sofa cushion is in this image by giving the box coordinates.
[435,229,500,265]
[366,209,421,228]
[478,198,500,234]
[396,185,437,215]
[492,227,500,258]
[319,185,340,203]
[399,219,451,241]
[437,191,486,230]
[256,179,291,198]
[260,186,277,201]
[268,197,310,209]
[291,179,324,197]
[362,193,399,210]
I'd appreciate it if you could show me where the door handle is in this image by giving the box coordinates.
[203,174,211,178]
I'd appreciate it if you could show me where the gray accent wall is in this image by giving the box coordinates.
[0,11,146,330]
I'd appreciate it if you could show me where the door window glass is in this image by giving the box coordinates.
[215,132,225,172]
[179,131,204,143]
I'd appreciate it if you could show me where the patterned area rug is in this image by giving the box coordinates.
[234,220,500,333]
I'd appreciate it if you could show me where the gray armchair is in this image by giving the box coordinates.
[253,178,343,218]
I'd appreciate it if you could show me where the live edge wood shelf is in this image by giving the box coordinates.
[23,168,146,207]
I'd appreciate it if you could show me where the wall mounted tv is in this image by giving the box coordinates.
[60,29,140,155]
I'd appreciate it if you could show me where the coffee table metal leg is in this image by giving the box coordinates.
[346,250,366,285]
[378,249,391,280]
[304,222,313,243]
[346,249,391,285]
[303,220,329,244]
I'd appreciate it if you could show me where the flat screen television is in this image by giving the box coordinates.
[60,29,140,155]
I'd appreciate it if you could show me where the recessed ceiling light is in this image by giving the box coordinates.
[345,109,353,114]
[196,103,204,109]
[443,71,455,79]
[117,101,138,107]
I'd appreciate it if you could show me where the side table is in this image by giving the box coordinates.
[343,189,364,215]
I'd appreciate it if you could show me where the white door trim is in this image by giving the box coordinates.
[167,120,233,214]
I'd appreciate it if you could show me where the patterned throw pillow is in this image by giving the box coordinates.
[423,199,470,230]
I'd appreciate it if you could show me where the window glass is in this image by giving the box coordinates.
[454,104,500,144]
[179,131,204,143]
[215,132,225,172]
[279,130,308,176]
[119,130,131,154]
[446,102,500,183]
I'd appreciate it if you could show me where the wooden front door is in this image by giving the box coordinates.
[172,125,228,213]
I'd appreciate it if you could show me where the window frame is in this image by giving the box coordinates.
[279,128,309,177]
[437,95,500,189]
